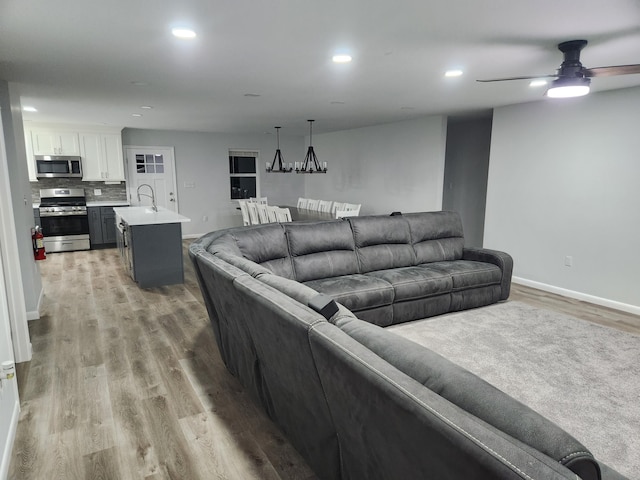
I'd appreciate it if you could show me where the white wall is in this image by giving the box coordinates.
[485,86,640,312]
[122,129,306,236]
[305,116,447,215]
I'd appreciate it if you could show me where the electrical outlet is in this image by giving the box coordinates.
[564,256,573,267]
[94,188,102,196]
[184,181,196,188]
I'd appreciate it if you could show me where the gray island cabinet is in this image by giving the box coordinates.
[113,206,191,288]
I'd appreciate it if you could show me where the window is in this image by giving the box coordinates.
[229,150,258,199]
[136,153,165,174]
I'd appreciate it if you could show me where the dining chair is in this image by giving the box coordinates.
[238,200,251,226]
[336,209,360,219]
[275,207,292,223]
[246,202,260,225]
[318,200,333,213]
[306,199,320,210]
[266,205,279,223]
[344,203,361,215]
[249,197,268,204]
[331,202,347,214]
[297,197,308,209]
[256,203,271,224]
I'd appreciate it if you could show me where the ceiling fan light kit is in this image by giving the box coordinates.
[546,77,591,98]
[477,39,640,99]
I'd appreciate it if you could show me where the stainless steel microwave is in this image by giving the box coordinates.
[35,155,83,178]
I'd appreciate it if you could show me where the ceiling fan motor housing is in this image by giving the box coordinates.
[557,40,588,78]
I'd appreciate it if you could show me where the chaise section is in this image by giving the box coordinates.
[308,321,582,480]
[335,315,602,480]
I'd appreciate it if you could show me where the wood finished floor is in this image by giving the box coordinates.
[8,243,640,479]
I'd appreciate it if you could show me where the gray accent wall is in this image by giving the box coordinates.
[485,86,640,311]
[442,115,492,247]
[305,116,448,215]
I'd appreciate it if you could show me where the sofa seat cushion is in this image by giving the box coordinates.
[422,261,502,290]
[304,274,394,312]
[366,266,452,301]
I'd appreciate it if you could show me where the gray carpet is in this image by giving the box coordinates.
[387,301,639,479]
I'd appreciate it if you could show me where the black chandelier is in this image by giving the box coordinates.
[297,119,327,174]
[266,126,293,173]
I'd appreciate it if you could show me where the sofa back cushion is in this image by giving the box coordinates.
[231,224,295,278]
[348,216,417,273]
[405,211,465,264]
[285,221,359,282]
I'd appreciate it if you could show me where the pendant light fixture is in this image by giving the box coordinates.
[296,120,327,174]
[266,126,293,173]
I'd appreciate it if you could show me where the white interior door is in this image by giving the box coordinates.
[125,146,178,212]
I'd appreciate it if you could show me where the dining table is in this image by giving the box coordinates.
[280,206,336,221]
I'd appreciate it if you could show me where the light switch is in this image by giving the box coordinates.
[94,188,102,196]
[184,181,195,188]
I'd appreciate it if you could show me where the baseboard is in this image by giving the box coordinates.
[25,285,43,321]
[182,233,206,240]
[0,399,20,480]
[512,277,640,316]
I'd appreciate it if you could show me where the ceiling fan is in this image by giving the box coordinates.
[477,40,640,98]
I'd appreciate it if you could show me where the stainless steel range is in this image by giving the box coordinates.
[38,188,90,252]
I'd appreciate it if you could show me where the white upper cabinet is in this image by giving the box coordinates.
[31,130,80,156]
[79,132,125,181]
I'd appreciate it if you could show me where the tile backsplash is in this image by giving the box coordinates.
[31,179,128,203]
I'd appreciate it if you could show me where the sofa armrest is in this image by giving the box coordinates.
[463,247,513,300]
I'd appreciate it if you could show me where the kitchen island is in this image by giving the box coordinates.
[113,206,191,288]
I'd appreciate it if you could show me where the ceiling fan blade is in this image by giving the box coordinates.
[584,64,640,77]
[476,74,556,83]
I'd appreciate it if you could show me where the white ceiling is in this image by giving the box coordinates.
[2,0,640,135]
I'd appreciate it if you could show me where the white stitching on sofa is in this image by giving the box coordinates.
[320,334,546,480]
[559,450,595,464]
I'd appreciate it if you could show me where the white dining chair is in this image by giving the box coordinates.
[256,203,271,224]
[249,197,268,204]
[238,200,251,226]
[274,207,292,223]
[246,202,260,225]
[297,197,309,209]
[336,209,360,219]
[344,203,361,215]
[307,199,320,210]
[318,200,333,213]
[266,205,279,223]
[331,202,347,215]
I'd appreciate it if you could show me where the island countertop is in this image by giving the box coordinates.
[113,206,191,226]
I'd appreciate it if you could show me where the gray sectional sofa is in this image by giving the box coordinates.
[189,211,626,480]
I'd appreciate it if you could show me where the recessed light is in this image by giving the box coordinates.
[445,70,463,78]
[529,79,548,87]
[131,113,143,117]
[243,93,261,97]
[23,106,38,112]
[332,54,352,64]
[140,105,154,109]
[172,28,196,39]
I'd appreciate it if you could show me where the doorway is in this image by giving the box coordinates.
[125,146,178,212]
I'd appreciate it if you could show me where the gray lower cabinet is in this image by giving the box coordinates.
[125,222,184,288]
[88,206,117,248]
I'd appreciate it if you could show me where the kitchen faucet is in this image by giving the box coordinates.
[136,183,157,212]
